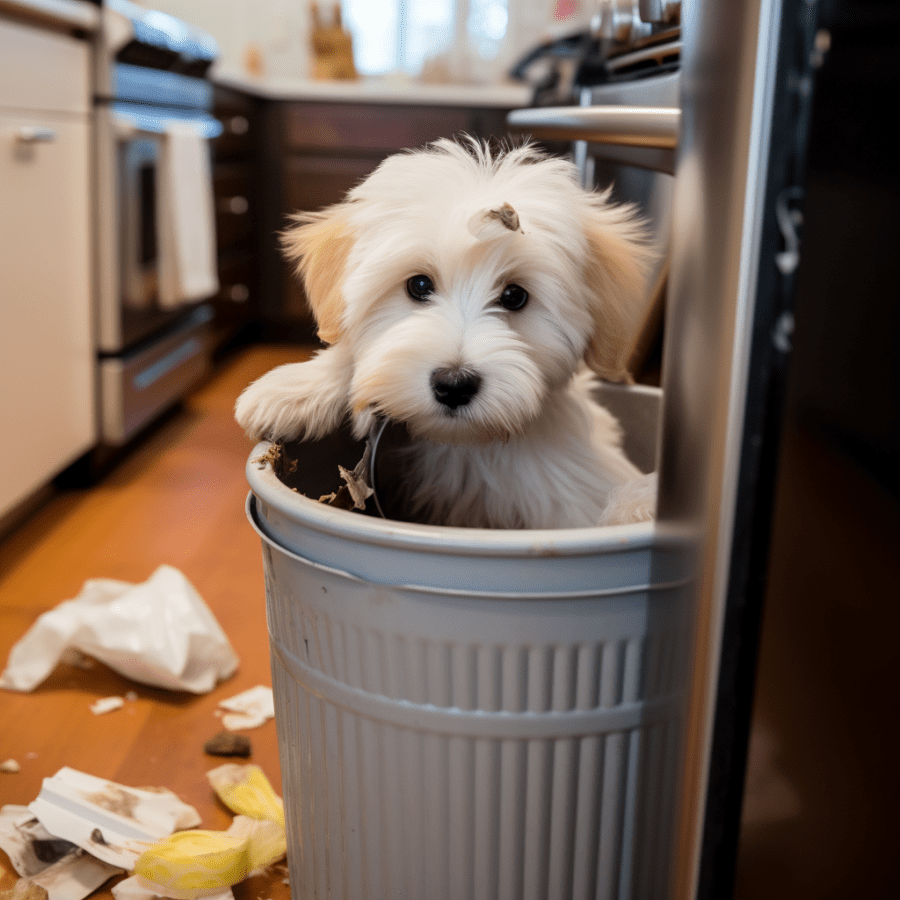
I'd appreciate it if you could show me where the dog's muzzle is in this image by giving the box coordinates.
[430,367,481,410]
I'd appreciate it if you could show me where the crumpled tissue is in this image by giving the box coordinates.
[0,566,238,694]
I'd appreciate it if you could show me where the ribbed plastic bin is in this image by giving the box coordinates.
[246,384,690,900]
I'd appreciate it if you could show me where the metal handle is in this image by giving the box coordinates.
[218,196,249,215]
[15,127,57,144]
[507,105,680,174]
[638,0,681,24]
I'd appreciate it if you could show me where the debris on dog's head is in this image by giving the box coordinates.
[467,203,523,240]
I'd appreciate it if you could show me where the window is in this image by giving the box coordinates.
[343,0,510,78]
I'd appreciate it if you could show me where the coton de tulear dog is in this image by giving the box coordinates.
[236,139,657,529]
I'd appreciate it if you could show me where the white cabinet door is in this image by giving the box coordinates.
[0,109,96,519]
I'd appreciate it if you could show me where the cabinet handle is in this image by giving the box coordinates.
[15,127,58,144]
[218,196,249,215]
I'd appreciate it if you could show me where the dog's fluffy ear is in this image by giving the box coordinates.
[281,207,355,344]
[581,198,654,383]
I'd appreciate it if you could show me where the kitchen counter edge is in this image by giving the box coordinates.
[0,0,100,32]
[213,69,534,109]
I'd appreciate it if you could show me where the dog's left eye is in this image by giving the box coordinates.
[499,284,529,311]
[406,274,434,301]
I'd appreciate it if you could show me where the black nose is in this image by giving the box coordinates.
[431,367,481,409]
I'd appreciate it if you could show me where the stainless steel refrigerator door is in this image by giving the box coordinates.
[664,0,827,896]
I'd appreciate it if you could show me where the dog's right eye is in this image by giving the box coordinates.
[406,274,434,302]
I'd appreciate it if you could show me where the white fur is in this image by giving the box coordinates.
[235,139,658,529]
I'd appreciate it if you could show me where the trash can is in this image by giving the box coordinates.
[246,384,691,900]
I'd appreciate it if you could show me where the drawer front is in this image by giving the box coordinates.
[283,102,474,153]
[214,164,255,250]
[216,250,257,307]
[0,18,89,114]
[100,310,213,445]
[213,85,258,160]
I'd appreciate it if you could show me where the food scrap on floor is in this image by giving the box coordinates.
[203,734,252,758]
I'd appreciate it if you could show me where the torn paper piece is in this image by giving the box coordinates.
[0,566,239,694]
[0,806,123,900]
[89,697,124,716]
[28,768,201,871]
[133,816,285,898]
[26,851,123,900]
[1,806,72,878]
[217,686,274,731]
[112,875,233,900]
[206,765,284,829]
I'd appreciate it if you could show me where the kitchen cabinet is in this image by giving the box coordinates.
[0,17,95,522]
[257,99,514,336]
[211,84,264,352]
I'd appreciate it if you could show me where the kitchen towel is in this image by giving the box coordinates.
[158,120,219,308]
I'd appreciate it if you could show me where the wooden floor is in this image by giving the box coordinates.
[0,345,307,900]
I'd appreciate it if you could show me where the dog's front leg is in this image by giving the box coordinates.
[598,471,658,526]
[235,343,352,442]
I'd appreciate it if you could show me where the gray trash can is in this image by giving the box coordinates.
[246,384,690,900]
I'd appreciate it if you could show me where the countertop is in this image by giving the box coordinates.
[0,0,99,31]
[213,68,534,109]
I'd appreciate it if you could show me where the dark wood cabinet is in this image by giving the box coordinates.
[258,99,516,337]
[211,84,264,352]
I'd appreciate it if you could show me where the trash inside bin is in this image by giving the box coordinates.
[246,383,690,900]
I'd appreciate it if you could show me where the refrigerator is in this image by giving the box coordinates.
[511,0,898,896]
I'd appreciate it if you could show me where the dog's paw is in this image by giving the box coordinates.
[599,471,658,526]
[235,354,348,442]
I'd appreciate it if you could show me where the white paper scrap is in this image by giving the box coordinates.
[28,852,123,900]
[217,686,274,731]
[90,697,125,716]
[28,768,202,870]
[112,874,233,900]
[0,806,56,877]
[0,805,123,900]
[0,566,239,694]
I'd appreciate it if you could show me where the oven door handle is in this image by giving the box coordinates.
[507,106,680,175]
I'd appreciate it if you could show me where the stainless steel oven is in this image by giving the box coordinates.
[509,5,681,378]
[94,1,220,445]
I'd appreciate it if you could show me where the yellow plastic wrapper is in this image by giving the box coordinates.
[132,765,286,898]
[134,827,248,896]
[206,764,285,829]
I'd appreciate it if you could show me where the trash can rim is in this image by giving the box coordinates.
[247,441,665,559]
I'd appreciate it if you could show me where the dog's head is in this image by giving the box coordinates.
[282,139,652,444]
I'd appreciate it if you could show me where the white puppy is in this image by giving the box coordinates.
[236,139,657,528]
